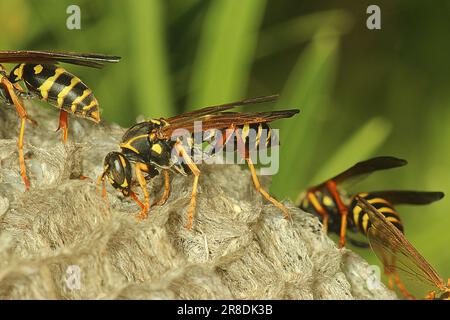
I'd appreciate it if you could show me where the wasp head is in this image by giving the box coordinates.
[100,151,132,197]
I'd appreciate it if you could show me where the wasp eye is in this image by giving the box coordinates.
[103,152,132,195]
[114,159,122,173]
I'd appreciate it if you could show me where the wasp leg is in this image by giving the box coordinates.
[390,254,415,299]
[152,169,170,207]
[57,109,69,144]
[12,82,34,104]
[12,82,32,101]
[233,126,290,220]
[381,249,415,299]
[135,163,150,220]
[174,142,201,230]
[246,158,290,220]
[1,75,30,190]
[97,173,110,210]
[386,271,394,290]
[130,191,145,210]
[379,250,396,290]
[306,190,330,233]
[393,271,415,299]
[325,180,348,248]
[424,291,436,300]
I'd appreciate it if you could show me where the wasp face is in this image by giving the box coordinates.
[102,151,132,196]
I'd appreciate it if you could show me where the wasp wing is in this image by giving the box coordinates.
[357,196,445,296]
[367,191,444,206]
[320,156,408,189]
[160,109,299,139]
[165,95,279,124]
[0,51,120,68]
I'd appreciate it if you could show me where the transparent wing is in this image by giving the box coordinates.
[357,196,445,296]
[160,109,299,139]
[164,95,279,124]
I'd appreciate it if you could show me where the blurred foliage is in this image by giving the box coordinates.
[1,0,449,296]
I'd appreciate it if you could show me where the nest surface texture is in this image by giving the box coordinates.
[0,103,396,299]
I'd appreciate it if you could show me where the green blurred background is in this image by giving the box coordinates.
[1,0,449,293]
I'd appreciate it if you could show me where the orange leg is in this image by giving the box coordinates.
[389,254,415,299]
[135,163,150,220]
[386,270,394,290]
[381,251,415,299]
[1,75,30,190]
[57,110,69,144]
[381,251,395,290]
[325,180,348,248]
[174,141,200,230]
[393,271,415,299]
[131,191,145,210]
[12,82,34,103]
[247,158,290,220]
[424,291,436,300]
[12,82,24,92]
[306,191,330,233]
[152,169,170,206]
[233,127,290,220]
[97,173,110,210]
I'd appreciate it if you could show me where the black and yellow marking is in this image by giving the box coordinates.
[119,120,174,168]
[204,122,274,155]
[236,123,273,151]
[120,134,150,155]
[9,63,100,122]
[298,188,342,234]
[350,192,403,235]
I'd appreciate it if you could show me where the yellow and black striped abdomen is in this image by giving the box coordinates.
[238,122,274,151]
[10,63,100,122]
[350,192,404,235]
[208,123,274,154]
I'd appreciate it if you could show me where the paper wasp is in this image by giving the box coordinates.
[356,196,450,300]
[297,156,444,247]
[0,50,120,189]
[99,95,299,229]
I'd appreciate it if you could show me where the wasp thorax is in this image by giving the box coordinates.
[103,151,132,196]
[9,63,25,82]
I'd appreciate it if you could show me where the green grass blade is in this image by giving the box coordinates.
[308,117,392,186]
[187,0,267,109]
[257,9,352,59]
[128,0,174,118]
[271,27,341,199]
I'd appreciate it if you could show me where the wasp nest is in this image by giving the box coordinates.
[0,102,396,299]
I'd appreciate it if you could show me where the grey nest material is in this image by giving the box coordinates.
[0,102,397,299]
